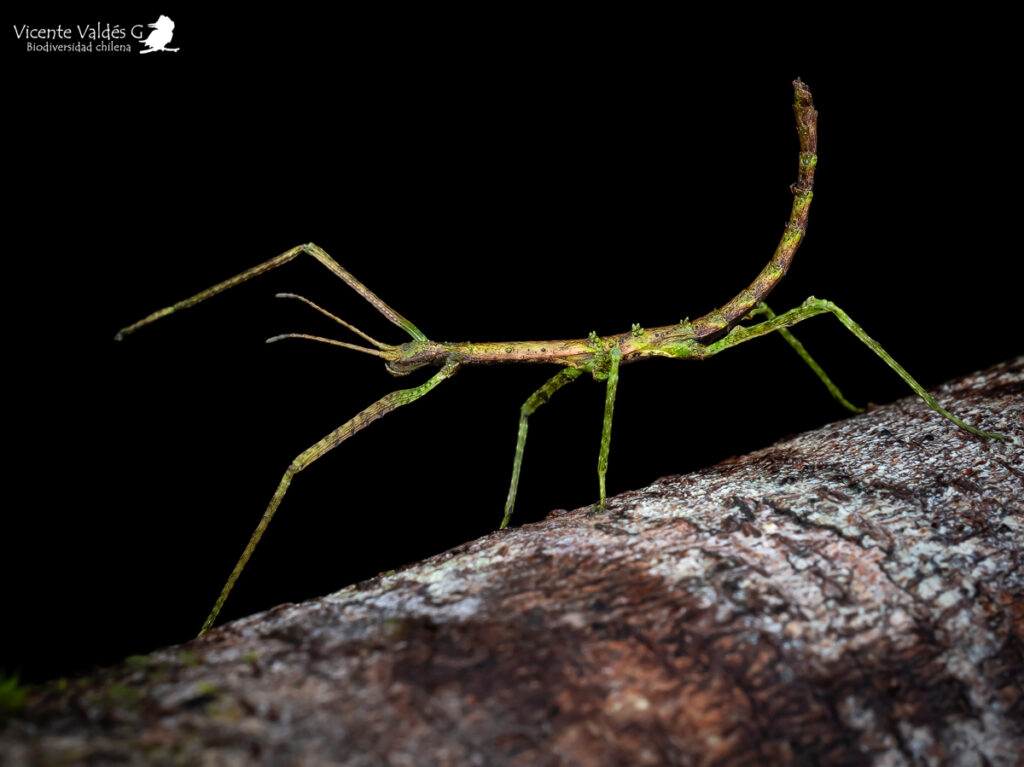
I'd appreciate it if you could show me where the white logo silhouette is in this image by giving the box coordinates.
[139,15,178,54]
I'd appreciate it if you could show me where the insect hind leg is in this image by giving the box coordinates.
[746,302,864,413]
[711,298,1005,440]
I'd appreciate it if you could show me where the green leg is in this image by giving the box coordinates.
[199,359,460,636]
[500,368,583,529]
[709,298,1005,440]
[116,242,425,342]
[598,347,622,509]
[747,302,864,413]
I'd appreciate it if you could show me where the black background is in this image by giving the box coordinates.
[5,12,1019,683]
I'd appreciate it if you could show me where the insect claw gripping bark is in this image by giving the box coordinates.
[117,80,1005,635]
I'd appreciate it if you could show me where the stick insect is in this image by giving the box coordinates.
[117,79,1005,636]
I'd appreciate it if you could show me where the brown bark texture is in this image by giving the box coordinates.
[3,358,1023,766]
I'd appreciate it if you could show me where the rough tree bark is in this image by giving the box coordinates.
[3,358,1022,766]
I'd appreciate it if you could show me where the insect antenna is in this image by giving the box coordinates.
[265,333,387,357]
[276,290,391,346]
[275,292,392,349]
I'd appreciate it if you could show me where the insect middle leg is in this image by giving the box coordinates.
[501,368,583,529]
[598,347,622,510]
[708,298,1005,440]
[199,358,460,636]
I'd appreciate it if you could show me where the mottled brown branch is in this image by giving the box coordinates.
[4,358,1021,766]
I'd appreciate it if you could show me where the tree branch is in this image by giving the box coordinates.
[4,358,1022,765]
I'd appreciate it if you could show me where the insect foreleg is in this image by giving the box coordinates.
[198,358,460,636]
[709,298,1005,440]
[500,368,583,529]
[116,243,425,342]
[746,302,864,413]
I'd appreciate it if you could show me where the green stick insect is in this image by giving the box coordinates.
[117,80,1005,636]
